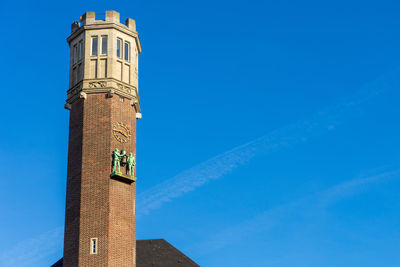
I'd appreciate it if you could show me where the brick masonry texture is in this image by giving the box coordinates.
[63,93,137,266]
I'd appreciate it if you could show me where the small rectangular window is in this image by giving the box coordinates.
[117,39,122,58]
[101,36,108,55]
[73,45,78,64]
[124,42,130,61]
[78,41,82,60]
[90,238,98,254]
[92,37,98,56]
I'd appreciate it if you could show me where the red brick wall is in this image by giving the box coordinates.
[109,95,136,266]
[63,93,137,266]
[63,99,84,267]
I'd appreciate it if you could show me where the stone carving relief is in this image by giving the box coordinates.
[89,81,107,88]
[117,83,132,94]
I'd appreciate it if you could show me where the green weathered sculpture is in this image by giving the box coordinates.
[111,148,136,183]
[120,148,127,166]
[112,148,122,173]
[127,153,136,177]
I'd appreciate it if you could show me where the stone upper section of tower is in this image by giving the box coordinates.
[65,11,141,113]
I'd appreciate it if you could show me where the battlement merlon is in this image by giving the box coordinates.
[67,11,142,53]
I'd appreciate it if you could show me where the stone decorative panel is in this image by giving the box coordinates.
[117,83,132,94]
[88,81,107,88]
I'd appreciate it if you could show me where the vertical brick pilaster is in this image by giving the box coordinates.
[63,99,84,267]
[108,96,137,267]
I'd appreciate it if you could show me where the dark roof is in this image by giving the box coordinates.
[136,239,199,267]
[51,258,63,267]
[51,239,199,267]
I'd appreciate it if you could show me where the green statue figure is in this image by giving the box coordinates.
[120,148,127,166]
[127,152,136,177]
[112,148,122,173]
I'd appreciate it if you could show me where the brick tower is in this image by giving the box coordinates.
[63,11,142,266]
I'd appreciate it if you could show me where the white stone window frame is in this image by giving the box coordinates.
[124,41,130,62]
[78,40,83,61]
[116,38,123,59]
[73,44,78,65]
[90,34,110,57]
[91,35,109,57]
[101,35,108,55]
[91,36,99,56]
[72,38,84,67]
[90,237,98,255]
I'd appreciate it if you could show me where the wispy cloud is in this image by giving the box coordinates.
[137,69,400,217]
[0,227,63,267]
[196,169,400,253]
[3,69,399,266]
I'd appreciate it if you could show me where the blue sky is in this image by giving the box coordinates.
[1,0,400,266]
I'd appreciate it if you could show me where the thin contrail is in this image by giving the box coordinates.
[137,68,400,217]
[2,69,399,266]
[195,168,400,253]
